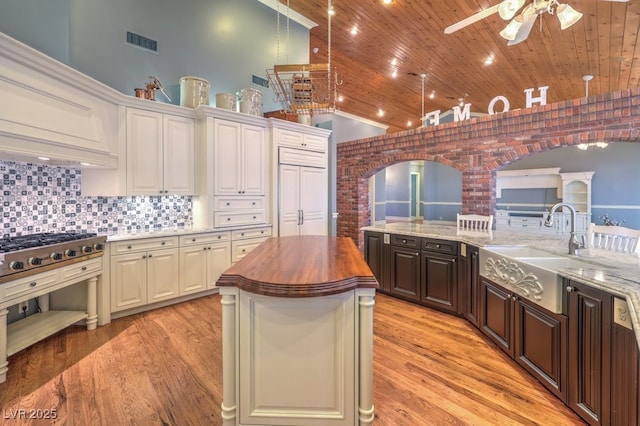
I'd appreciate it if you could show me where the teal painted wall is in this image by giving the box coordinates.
[0,0,310,113]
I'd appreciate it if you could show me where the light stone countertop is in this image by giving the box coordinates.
[361,222,640,335]
[105,223,273,242]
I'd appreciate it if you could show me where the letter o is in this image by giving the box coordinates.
[488,96,510,115]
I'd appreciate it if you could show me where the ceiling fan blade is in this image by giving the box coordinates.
[444,4,501,34]
[507,14,537,45]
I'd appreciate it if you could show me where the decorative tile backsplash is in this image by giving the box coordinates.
[1,160,192,237]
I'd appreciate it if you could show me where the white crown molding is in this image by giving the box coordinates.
[255,0,318,29]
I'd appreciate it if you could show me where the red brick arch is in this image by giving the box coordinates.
[336,90,640,249]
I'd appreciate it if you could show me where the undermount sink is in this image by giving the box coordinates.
[479,246,600,314]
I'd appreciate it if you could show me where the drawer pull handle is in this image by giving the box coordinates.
[82,266,87,271]
[227,218,231,221]
[226,202,230,206]
[192,238,196,242]
[252,202,256,205]
[242,249,246,252]
[217,235,221,239]
[161,242,166,245]
[241,233,245,236]
[30,282,36,287]
[253,216,256,219]
[127,245,132,249]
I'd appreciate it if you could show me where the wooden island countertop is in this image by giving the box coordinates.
[216,235,379,297]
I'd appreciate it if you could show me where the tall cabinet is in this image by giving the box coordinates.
[270,120,331,237]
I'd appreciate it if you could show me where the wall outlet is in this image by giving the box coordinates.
[19,301,28,313]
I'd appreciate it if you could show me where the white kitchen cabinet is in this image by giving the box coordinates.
[279,164,328,236]
[110,237,180,312]
[179,232,231,294]
[214,119,266,196]
[82,106,195,196]
[275,127,328,152]
[127,108,195,195]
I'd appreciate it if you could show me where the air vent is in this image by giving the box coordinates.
[126,31,158,53]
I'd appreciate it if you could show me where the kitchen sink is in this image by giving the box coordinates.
[479,246,601,314]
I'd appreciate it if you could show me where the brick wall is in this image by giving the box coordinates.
[337,89,640,249]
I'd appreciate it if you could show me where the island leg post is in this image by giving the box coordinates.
[359,291,376,425]
[220,290,237,425]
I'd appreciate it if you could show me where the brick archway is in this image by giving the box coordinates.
[336,90,640,249]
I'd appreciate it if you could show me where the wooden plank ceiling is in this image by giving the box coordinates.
[273,0,640,134]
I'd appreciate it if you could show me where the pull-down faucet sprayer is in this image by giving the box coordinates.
[545,203,586,255]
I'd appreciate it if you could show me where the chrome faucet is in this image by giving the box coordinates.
[544,203,586,255]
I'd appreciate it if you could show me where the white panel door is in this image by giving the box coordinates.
[207,242,232,288]
[179,244,208,295]
[163,115,195,195]
[299,167,328,236]
[147,248,180,303]
[214,119,242,195]
[242,124,266,195]
[110,253,147,312]
[126,108,164,195]
[279,165,301,237]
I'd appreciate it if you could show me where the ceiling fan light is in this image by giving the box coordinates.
[499,17,522,41]
[498,0,525,20]
[556,4,583,30]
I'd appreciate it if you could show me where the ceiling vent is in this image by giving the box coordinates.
[126,31,158,53]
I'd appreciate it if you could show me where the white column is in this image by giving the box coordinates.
[220,290,237,425]
[358,290,376,425]
[0,308,8,383]
[86,276,98,330]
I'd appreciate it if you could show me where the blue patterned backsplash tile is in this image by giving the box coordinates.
[0,160,192,237]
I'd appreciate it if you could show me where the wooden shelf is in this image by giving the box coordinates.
[7,310,87,356]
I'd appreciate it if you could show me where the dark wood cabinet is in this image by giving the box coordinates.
[566,280,612,426]
[514,297,567,402]
[611,321,639,425]
[480,276,567,402]
[460,244,480,326]
[480,277,514,354]
[389,245,421,303]
[420,238,458,314]
[363,231,390,293]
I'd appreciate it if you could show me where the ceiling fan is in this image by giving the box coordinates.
[444,0,628,46]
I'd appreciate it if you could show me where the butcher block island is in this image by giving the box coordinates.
[216,236,379,426]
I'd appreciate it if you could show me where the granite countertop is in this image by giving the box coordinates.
[105,223,273,242]
[362,222,640,331]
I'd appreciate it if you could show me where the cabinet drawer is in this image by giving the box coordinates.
[390,234,420,248]
[510,217,543,229]
[59,258,103,281]
[277,129,304,147]
[231,227,272,240]
[111,236,179,254]
[214,197,264,211]
[422,238,457,255]
[279,147,325,167]
[180,231,231,246]
[232,238,269,263]
[214,211,265,227]
[2,270,58,301]
[303,134,327,152]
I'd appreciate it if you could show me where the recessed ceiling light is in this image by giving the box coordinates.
[407,120,413,127]
[382,0,394,4]
[377,109,384,117]
[484,55,494,65]
[337,95,344,102]
[391,58,398,66]
[350,25,358,35]
[328,6,335,16]
[429,91,435,99]
[391,70,398,78]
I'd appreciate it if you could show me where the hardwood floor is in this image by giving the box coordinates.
[0,293,586,425]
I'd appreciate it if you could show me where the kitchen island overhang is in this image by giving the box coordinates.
[217,235,378,426]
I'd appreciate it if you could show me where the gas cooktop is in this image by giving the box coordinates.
[0,232,107,281]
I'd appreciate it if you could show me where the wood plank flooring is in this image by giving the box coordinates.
[0,293,586,425]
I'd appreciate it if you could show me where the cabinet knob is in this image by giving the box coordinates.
[436,244,440,248]
[142,255,147,259]
[242,249,246,252]
[252,202,256,205]
[148,254,153,258]
[241,233,245,236]
[402,239,407,243]
[161,241,166,245]
[253,216,256,219]
[127,245,132,249]
[203,247,207,251]
[566,286,576,293]
[227,217,231,221]
[30,281,36,287]
[82,266,87,271]
[217,235,221,239]
[511,295,517,301]
[226,202,230,206]
[192,238,196,242]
